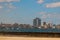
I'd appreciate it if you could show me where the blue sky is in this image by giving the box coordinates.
[0,0,60,25]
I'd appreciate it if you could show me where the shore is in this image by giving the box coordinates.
[0,32,60,40]
[0,32,60,37]
[0,36,60,40]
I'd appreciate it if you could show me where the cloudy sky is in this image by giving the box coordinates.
[0,0,60,25]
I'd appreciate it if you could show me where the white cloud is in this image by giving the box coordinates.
[42,15,48,19]
[5,3,17,9]
[39,12,45,15]
[8,4,17,9]
[39,12,47,19]
[0,0,5,2]
[0,0,20,2]
[0,6,3,8]
[3,3,17,9]
[6,0,20,2]
[5,3,17,13]
[46,2,60,8]
[39,12,60,19]
[37,0,44,4]
[0,0,20,9]
[0,3,17,13]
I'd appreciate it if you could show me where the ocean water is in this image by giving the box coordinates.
[0,27,60,33]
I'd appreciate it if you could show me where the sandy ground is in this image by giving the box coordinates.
[0,36,60,40]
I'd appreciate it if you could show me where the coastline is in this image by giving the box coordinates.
[0,32,60,37]
[0,36,60,40]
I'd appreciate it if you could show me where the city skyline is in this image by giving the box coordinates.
[0,0,60,25]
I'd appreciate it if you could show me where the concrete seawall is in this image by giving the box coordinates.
[0,32,60,37]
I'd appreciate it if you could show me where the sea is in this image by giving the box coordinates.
[0,27,60,33]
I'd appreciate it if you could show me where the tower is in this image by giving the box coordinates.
[33,18,41,27]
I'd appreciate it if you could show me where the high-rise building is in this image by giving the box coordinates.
[42,22,48,28]
[33,18,41,27]
[43,22,46,26]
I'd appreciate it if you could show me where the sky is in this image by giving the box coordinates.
[0,0,60,25]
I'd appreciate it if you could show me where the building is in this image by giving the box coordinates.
[33,18,41,28]
[42,22,48,29]
[56,24,60,29]
[43,22,46,25]
[0,22,12,27]
[12,23,19,27]
[47,23,53,28]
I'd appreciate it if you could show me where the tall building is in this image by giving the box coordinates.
[42,22,48,28]
[43,22,46,26]
[33,18,41,27]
